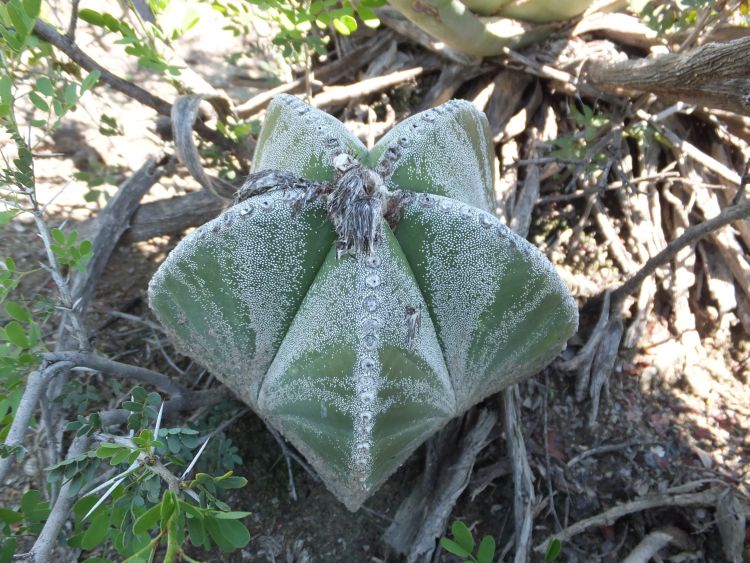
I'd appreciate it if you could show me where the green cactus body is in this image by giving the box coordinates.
[460,0,594,20]
[149,94,578,510]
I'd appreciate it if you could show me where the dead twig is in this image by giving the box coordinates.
[0,362,74,485]
[621,527,693,563]
[44,351,189,397]
[65,0,80,40]
[235,32,396,118]
[566,440,655,468]
[535,487,731,553]
[311,67,429,108]
[32,21,234,151]
[383,410,497,562]
[611,194,750,306]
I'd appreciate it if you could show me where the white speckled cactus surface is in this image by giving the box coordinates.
[148,94,578,510]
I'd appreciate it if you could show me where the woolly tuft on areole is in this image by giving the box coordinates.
[148,94,578,511]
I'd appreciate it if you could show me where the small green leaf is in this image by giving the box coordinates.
[81,515,109,550]
[160,491,176,527]
[35,76,54,96]
[23,0,41,19]
[439,537,471,558]
[0,210,17,226]
[20,490,41,515]
[63,82,78,107]
[4,302,31,323]
[545,538,562,562]
[340,13,357,31]
[451,520,475,553]
[28,91,49,113]
[78,9,104,26]
[187,513,207,548]
[95,443,125,458]
[477,535,496,563]
[332,17,352,36]
[204,517,233,552]
[4,321,30,348]
[210,510,251,520]
[7,3,29,38]
[210,517,249,549]
[132,503,161,535]
[51,228,66,245]
[0,75,12,105]
[80,70,100,94]
[357,5,380,28]
[0,508,23,525]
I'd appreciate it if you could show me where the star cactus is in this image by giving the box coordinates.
[148,94,578,510]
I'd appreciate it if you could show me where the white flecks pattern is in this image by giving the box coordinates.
[258,226,454,510]
[252,94,367,179]
[398,194,578,413]
[373,100,494,211]
[148,189,331,406]
[149,95,578,512]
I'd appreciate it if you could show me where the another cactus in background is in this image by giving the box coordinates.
[386,0,598,57]
[148,95,578,510]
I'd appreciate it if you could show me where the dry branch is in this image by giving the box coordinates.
[611,195,750,305]
[123,190,224,242]
[0,362,73,484]
[32,21,234,151]
[235,32,396,118]
[383,410,497,562]
[621,527,692,563]
[587,36,750,115]
[43,352,189,397]
[71,155,174,314]
[535,488,730,553]
[45,156,173,463]
[311,67,428,108]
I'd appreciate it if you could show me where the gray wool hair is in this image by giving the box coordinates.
[235,152,394,259]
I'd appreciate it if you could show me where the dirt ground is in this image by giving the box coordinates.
[2,1,750,562]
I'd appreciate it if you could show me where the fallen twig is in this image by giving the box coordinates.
[611,194,750,305]
[311,67,429,108]
[621,526,693,563]
[535,487,729,553]
[235,32,396,118]
[383,410,497,562]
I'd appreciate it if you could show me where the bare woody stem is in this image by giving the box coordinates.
[0,362,73,484]
[33,213,90,350]
[611,196,750,306]
[43,352,191,397]
[32,20,235,151]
